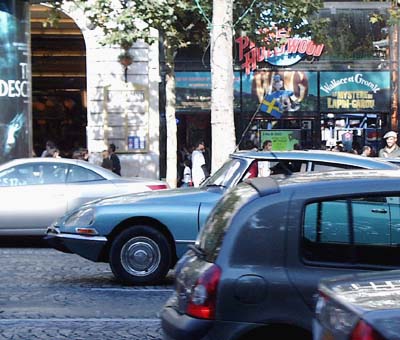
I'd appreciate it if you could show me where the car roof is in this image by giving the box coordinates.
[248,169,400,196]
[231,150,398,169]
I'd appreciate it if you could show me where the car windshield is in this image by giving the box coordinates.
[200,158,249,189]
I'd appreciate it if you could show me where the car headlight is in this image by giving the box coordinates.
[64,208,95,227]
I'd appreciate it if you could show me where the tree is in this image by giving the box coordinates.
[210,0,235,170]
[46,0,328,182]
[49,0,208,187]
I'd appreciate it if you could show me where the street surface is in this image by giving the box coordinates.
[0,242,174,339]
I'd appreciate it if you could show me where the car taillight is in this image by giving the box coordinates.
[186,264,221,320]
[315,290,358,335]
[147,184,168,190]
[350,320,385,340]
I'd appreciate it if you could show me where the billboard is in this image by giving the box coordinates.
[259,129,301,151]
[319,71,391,112]
[0,0,31,164]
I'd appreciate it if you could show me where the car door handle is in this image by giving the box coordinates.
[371,209,387,214]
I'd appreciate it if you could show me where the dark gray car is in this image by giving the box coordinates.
[161,170,400,340]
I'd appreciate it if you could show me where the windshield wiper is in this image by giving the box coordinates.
[188,244,206,259]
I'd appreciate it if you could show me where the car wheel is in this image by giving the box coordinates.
[109,225,172,285]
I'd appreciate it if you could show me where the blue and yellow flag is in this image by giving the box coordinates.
[259,94,282,119]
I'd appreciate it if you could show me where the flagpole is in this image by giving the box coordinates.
[234,102,263,152]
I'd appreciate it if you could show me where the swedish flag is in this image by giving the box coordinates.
[259,94,282,119]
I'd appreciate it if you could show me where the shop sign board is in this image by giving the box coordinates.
[236,27,324,75]
[0,1,31,164]
[259,129,301,151]
[175,72,211,112]
[319,71,390,112]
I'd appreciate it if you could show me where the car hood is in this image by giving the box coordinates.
[89,186,223,207]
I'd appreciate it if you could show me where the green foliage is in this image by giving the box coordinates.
[45,0,328,53]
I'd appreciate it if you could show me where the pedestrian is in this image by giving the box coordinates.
[262,139,272,151]
[41,140,56,157]
[258,139,273,177]
[360,145,372,157]
[191,141,209,187]
[378,131,400,158]
[52,149,61,158]
[181,159,192,187]
[108,143,121,175]
[101,150,113,170]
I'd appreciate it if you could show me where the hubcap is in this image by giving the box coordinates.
[120,236,161,277]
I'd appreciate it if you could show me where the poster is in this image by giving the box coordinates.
[259,129,301,151]
[0,0,31,164]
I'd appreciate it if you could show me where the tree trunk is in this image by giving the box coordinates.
[210,0,236,173]
[165,44,178,188]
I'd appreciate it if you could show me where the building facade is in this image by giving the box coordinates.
[1,1,161,179]
[175,1,395,157]
[0,1,397,179]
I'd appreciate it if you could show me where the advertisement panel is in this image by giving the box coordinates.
[0,0,31,164]
[319,71,390,112]
[259,129,301,151]
[238,70,318,114]
[175,70,318,115]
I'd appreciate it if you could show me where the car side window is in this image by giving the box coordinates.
[311,162,359,171]
[0,163,67,186]
[302,195,398,266]
[66,165,104,183]
[0,165,32,186]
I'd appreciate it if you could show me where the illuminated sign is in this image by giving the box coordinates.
[236,28,324,75]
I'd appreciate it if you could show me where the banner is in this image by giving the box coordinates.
[0,0,31,164]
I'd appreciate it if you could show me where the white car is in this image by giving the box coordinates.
[0,157,168,236]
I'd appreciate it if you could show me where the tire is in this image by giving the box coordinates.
[109,225,172,285]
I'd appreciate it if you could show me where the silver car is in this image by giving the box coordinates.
[0,157,168,236]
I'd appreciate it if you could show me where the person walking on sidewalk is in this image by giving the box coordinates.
[108,143,121,175]
[191,141,209,187]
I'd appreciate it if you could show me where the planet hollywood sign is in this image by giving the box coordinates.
[236,28,325,75]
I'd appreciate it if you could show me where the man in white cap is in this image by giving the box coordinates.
[378,131,400,158]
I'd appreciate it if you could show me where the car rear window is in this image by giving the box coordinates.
[197,183,258,262]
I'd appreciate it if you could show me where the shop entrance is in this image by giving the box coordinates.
[176,113,211,184]
[31,4,87,158]
[321,113,386,155]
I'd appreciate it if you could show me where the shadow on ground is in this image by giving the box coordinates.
[0,236,49,247]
